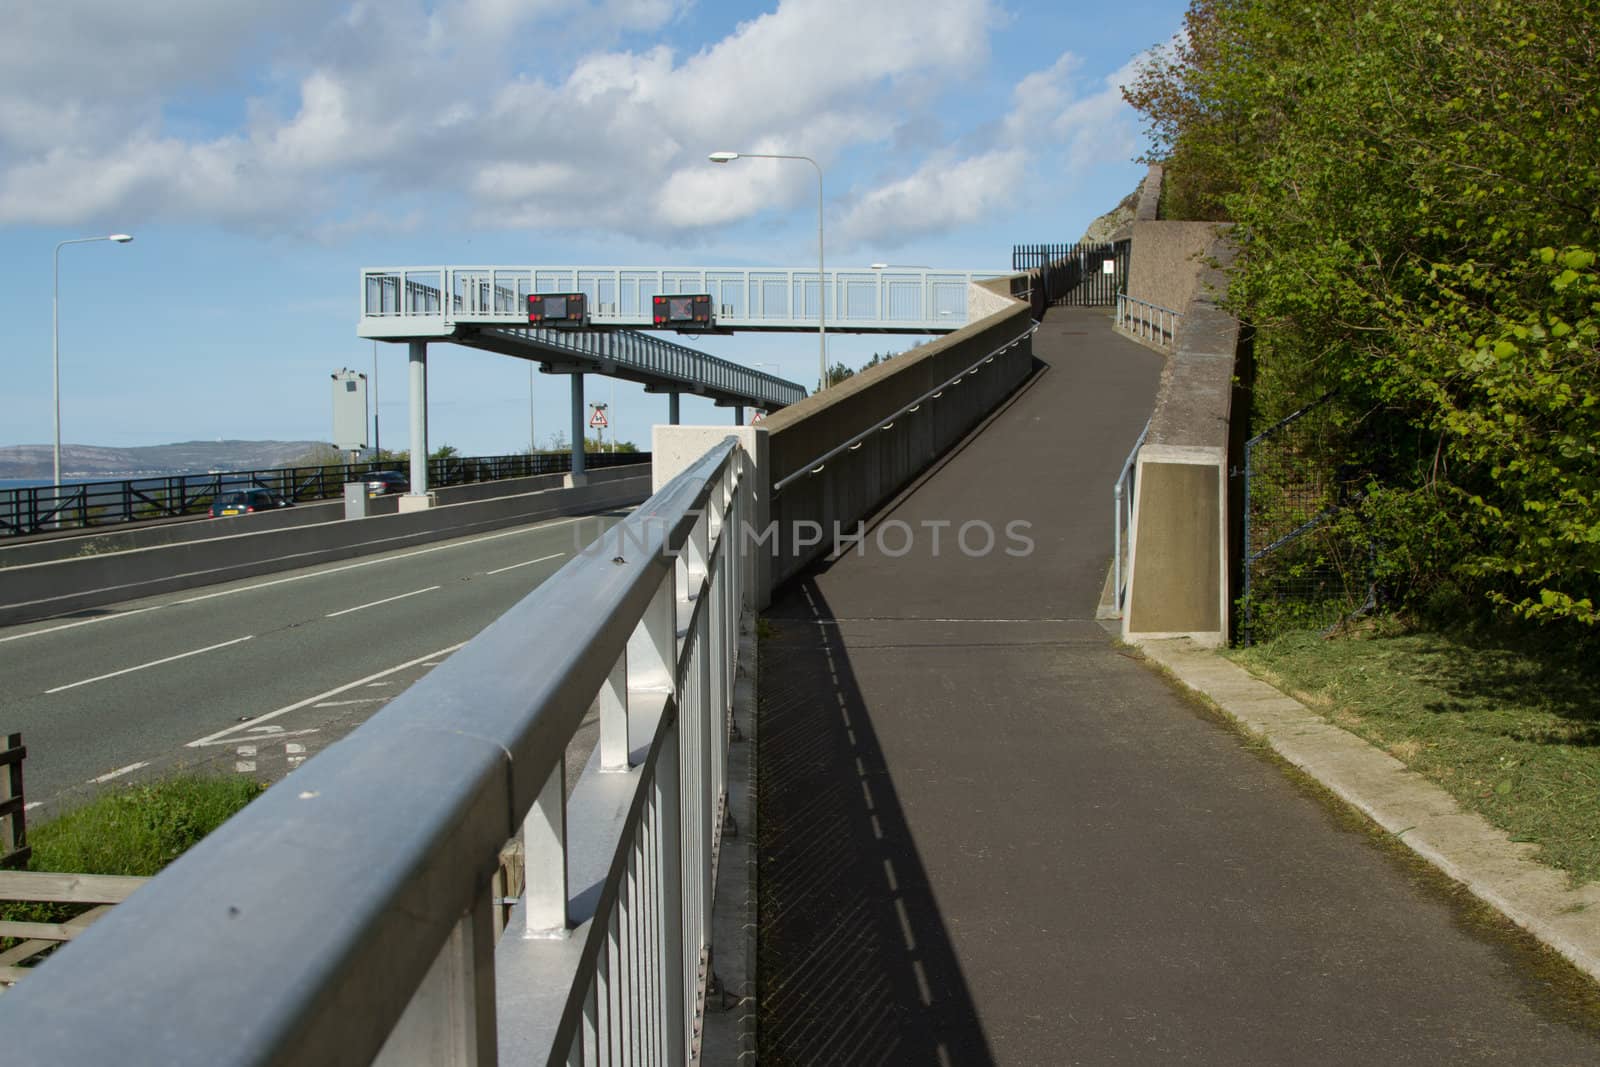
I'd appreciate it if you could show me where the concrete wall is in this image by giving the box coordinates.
[0,472,651,626]
[0,464,649,570]
[1123,239,1242,647]
[1134,164,1164,222]
[1126,220,1223,316]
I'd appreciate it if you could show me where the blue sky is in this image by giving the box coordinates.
[0,0,1186,459]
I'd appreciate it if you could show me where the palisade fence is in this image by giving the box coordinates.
[0,437,753,1065]
[1240,395,1374,645]
[1011,241,1130,308]
[0,450,647,537]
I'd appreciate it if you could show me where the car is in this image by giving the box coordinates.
[209,488,292,518]
[363,470,409,495]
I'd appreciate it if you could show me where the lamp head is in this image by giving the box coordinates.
[707,151,740,164]
[108,234,134,243]
[870,263,887,270]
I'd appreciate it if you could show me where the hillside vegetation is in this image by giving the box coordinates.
[1124,0,1599,633]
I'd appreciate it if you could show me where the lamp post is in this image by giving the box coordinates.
[53,234,133,489]
[709,151,827,392]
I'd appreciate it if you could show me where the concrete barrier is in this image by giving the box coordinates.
[0,471,652,626]
[0,464,649,570]
[1122,238,1243,647]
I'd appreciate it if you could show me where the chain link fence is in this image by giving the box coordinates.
[1239,395,1374,645]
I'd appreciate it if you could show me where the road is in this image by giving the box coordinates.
[1,509,628,813]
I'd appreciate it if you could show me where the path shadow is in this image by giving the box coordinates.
[758,578,994,1066]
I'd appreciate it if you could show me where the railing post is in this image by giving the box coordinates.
[374,889,499,1067]
[522,762,568,938]
[599,649,631,772]
[656,721,687,1065]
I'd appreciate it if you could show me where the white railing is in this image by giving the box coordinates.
[1113,419,1151,616]
[1115,293,1182,348]
[0,439,753,1067]
[360,265,991,334]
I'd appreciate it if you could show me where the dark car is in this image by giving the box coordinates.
[363,470,409,495]
[209,488,291,518]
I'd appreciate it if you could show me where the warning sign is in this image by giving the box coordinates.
[750,410,766,424]
[589,407,609,429]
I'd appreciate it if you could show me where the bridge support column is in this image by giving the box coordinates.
[734,405,744,425]
[402,340,432,511]
[668,391,681,425]
[567,373,587,487]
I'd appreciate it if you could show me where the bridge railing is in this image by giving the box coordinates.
[1112,419,1151,616]
[361,265,986,332]
[1115,293,1182,348]
[0,450,646,538]
[0,437,753,1067]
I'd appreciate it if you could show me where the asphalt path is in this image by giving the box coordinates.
[1,509,628,811]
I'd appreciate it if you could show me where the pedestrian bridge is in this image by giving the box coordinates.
[359,264,998,337]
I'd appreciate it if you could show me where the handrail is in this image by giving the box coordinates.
[771,321,1040,494]
[0,438,752,1066]
[1112,419,1152,615]
[1115,293,1182,348]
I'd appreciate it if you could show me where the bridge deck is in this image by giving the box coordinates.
[757,309,1600,1063]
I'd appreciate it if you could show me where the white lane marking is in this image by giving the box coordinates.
[236,761,256,773]
[325,585,440,619]
[174,519,585,606]
[46,636,254,694]
[313,698,386,708]
[285,744,306,755]
[364,681,393,688]
[190,728,319,748]
[25,801,43,812]
[185,642,466,748]
[89,761,148,784]
[0,604,165,645]
[236,746,257,757]
[486,552,565,576]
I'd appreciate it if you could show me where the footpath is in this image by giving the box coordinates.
[754,308,1600,1064]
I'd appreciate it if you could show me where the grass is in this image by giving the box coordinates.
[2,775,264,954]
[1229,625,1600,885]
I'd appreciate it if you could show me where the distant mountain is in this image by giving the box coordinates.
[0,441,331,479]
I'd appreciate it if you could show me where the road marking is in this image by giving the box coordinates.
[190,727,319,748]
[173,519,586,606]
[236,761,256,773]
[313,698,386,708]
[236,745,257,757]
[325,585,440,619]
[0,604,165,645]
[46,635,254,694]
[25,802,43,812]
[486,552,565,576]
[89,761,148,784]
[186,642,467,748]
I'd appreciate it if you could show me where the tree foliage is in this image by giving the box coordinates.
[1124,0,1600,625]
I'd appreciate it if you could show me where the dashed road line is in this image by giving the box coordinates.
[45,635,254,694]
[325,585,440,618]
[486,552,566,576]
[89,761,148,784]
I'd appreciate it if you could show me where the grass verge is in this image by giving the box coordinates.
[2,774,264,952]
[1229,626,1600,885]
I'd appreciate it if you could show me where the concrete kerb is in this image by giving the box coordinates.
[1137,637,1600,986]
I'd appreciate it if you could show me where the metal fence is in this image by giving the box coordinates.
[1011,242,1129,307]
[1115,293,1182,348]
[1240,396,1372,644]
[0,450,648,538]
[1111,419,1151,617]
[0,436,753,1065]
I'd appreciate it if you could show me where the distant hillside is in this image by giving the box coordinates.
[1078,186,1141,244]
[0,440,330,478]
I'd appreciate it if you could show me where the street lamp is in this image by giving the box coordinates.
[54,234,133,489]
[869,263,931,270]
[709,150,828,392]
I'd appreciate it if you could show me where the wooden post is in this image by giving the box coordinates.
[0,733,31,869]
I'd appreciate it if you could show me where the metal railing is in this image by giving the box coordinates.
[1012,242,1129,307]
[772,321,1041,494]
[0,437,753,1065]
[472,324,807,409]
[0,450,647,538]
[1115,293,1182,348]
[360,265,991,334]
[1112,419,1151,616]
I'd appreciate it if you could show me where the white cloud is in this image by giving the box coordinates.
[0,0,1142,248]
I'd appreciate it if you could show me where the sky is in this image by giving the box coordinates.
[0,0,1187,460]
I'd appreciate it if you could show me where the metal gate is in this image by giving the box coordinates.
[1011,241,1129,307]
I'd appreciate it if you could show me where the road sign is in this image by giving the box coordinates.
[750,410,765,424]
[589,407,608,429]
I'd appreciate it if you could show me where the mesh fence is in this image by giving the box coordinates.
[1240,396,1373,645]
